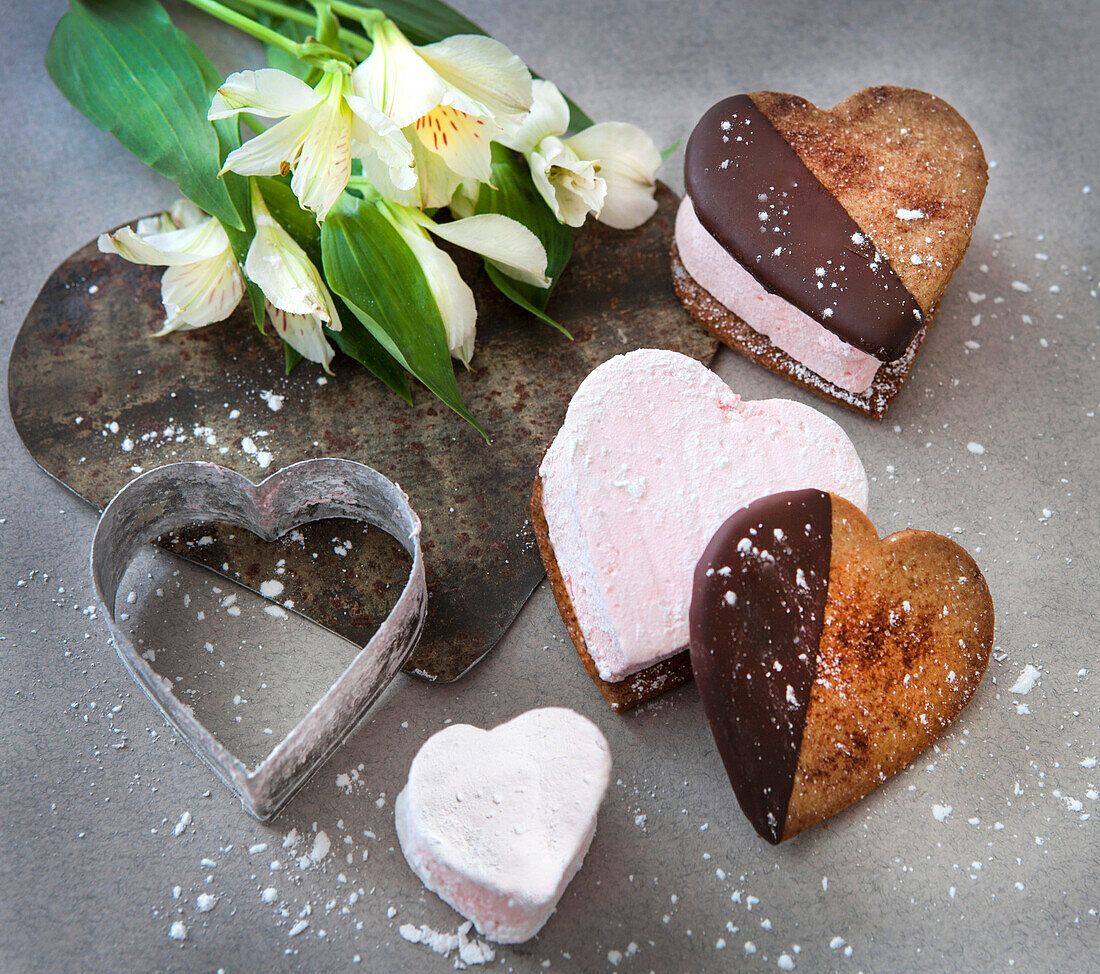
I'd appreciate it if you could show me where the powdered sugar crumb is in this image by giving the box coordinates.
[260,390,284,412]
[308,830,330,864]
[400,923,458,955]
[1009,664,1041,695]
[399,921,495,965]
[259,579,284,599]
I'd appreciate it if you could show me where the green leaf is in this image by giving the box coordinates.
[470,145,572,327]
[660,138,682,162]
[47,0,245,230]
[322,195,483,435]
[327,308,413,402]
[246,279,267,334]
[485,264,570,338]
[284,342,303,373]
[174,28,251,224]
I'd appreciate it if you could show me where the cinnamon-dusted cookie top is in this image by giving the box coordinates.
[690,489,994,843]
[754,87,988,316]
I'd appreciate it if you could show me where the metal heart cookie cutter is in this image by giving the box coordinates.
[90,459,427,821]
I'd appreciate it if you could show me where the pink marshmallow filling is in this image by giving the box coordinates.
[675,196,883,394]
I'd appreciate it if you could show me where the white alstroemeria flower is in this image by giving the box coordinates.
[503,80,661,229]
[410,209,550,288]
[501,79,570,157]
[210,64,414,219]
[386,205,476,365]
[566,121,662,230]
[358,132,463,209]
[502,80,604,227]
[97,199,244,334]
[445,179,481,219]
[383,203,549,365]
[529,134,607,228]
[352,20,532,197]
[245,184,341,370]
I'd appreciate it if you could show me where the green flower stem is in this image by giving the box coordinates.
[180,0,305,55]
[223,0,313,27]
[345,175,381,200]
[225,0,374,56]
[327,2,386,27]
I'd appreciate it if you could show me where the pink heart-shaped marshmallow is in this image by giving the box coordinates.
[538,349,869,683]
[395,708,611,943]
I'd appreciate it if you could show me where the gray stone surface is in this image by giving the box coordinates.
[1,1,1097,971]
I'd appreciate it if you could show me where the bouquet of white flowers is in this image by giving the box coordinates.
[48,0,663,435]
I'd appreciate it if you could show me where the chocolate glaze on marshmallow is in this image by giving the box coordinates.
[683,94,924,364]
[675,198,883,393]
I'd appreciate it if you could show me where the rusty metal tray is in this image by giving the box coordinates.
[9,184,716,680]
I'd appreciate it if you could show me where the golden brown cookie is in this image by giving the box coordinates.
[675,86,987,418]
[689,489,994,842]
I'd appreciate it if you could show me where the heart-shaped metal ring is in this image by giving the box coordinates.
[90,458,427,821]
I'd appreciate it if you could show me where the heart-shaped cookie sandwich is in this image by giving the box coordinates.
[395,708,611,943]
[672,87,987,418]
[531,349,869,711]
[690,489,994,843]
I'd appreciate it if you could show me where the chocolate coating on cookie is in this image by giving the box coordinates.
[689,489,832,844]
[684,95,923,361]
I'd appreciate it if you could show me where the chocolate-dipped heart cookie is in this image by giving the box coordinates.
[689,489,994,843]
[672,87,987,418]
